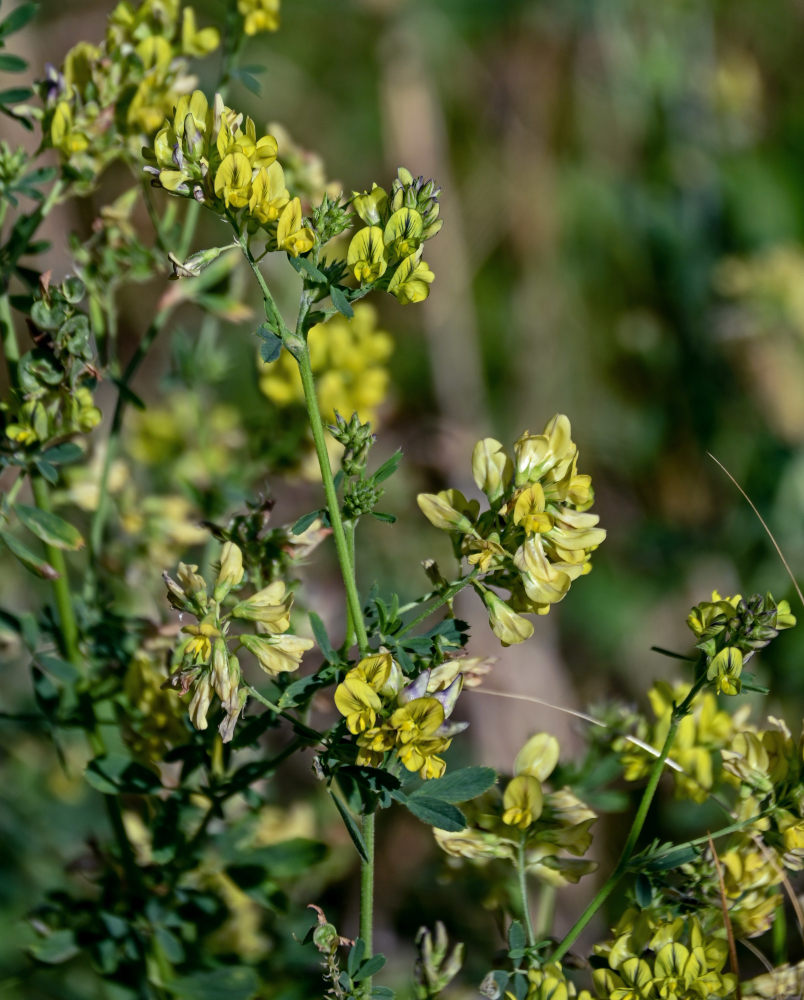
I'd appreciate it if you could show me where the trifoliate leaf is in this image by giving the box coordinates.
[403,796,466,832]
[408,766,496,804]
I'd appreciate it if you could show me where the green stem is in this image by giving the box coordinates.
[0,290,19,386]
[360,811,376,995]
[550,674,708,963]
[396,572,477,638]
[535,884,556,942]
[343,519,357,651]
[31,476,82,669]
[518,834,536,950]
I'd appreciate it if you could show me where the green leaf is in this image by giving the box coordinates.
[372,448,402,484]
[28,928,80,965]
[15,503,84,550]
[409,766,497,804]
[33,459,58,484]
[356,954,386,981]
[40,442,83,465]
[85,754,162,795]
[329,789,369,862]
[290,255,327,284]
[370,511,396,523]
[641,844,700,872]
[309,611,337,663]
[507,920,526,953]
[330,284,354,318]
[0,86,30,104]
[291,509,323,535]
[166,966,260,1000]
[0,53,27,72]
[0,3,38,39]
[35,653,78,683]
[403,796,466,832]
[634,873,653,908]
[0,528,58,579]
[257,325,282,363]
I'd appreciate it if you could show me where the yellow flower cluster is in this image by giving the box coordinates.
[435,733,597,887]
[508,963,592,1000]
[165,541,313,741]
[618,681,747,802]
[237,0,280,35]
[44,0,219,188]
[259,304,393,425]
[347,169,442,304]
[144,89,315,254]
[418,414,605,645]
[122,647,186,763]
[4,387,100,448]
[591,910,737,999]
[333,653,465,780]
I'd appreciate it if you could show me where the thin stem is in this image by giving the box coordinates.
[535,884,556,942]
[88,305,174,570]
[360,811,376,996]
[396,572,477,638]
[297,342,368,655]
[517,834,536,949]
[31,476,82,669]
[0,290,19,385]
[550,674,708,963]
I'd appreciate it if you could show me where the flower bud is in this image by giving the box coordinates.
[213,541,244,600]
[479,587,534,645]
[472,438,511,502]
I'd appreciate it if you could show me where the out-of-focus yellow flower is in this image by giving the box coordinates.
[238,0,280,35]
[259,303,394,425]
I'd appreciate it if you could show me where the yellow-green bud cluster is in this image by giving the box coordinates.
[333,653,464,780]
[687,590,795,695]
[435,733,597,887]
[41,0,220,190]
[502,963,592,1000]
[164,541,313,741]
[237,0,280,36]
[347,168,441,304]
[418,414,605,645]
[591,911,737,999]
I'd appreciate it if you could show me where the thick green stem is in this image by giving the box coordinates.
[31,476,82,669]
[360,811,376,995]
[550,674,707,963]
[343,520,357,651]
[517,834,536,950]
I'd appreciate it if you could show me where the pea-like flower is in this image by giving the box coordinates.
[418,414,605,645]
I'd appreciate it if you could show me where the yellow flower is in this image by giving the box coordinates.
[387,252,434,304]
[276,197,315,257]
[347,226,387,283]
[181,622,221,663]
[181,6,220,57]
[213,542,244,601]
[214,152,253,208]
[238,0,280,35]
[259,304,393,426]
[390,697,444,744]
[502,775,544,829]
[239,633,313,676]
[334,676,382,734]
[249,162,289,223]
[231,581,293,631]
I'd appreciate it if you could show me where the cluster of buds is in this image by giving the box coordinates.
[347,168,442,304]
[164,541,314,741]
[333,652,467,780]
[591,912,737,1000]
[687,590,795,695]
[417,414,606,645]
[41,0,219,190]
[330,411,375,477]
[435,734,597,888]
[414,923,464,1000]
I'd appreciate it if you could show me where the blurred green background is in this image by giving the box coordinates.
[3,0,804,995]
